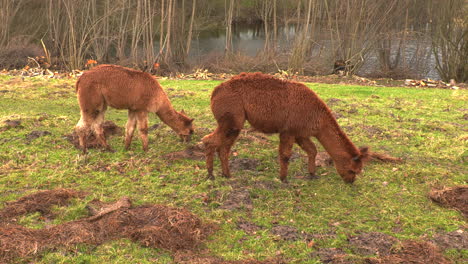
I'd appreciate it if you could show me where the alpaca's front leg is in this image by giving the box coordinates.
[136,111,149,151]
[279,133,295,183]
[296,137,319,179]
[125,111,138,150]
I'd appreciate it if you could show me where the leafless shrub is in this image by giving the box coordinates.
[0,37,43,69]
[431,0,467,82]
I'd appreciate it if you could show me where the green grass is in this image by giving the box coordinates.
[0,75,466,263]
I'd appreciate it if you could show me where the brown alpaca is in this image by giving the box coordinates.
[75,65,194,153]
[202,72,369,183]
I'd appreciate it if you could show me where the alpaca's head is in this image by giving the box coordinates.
[176,110,194,142]
[335,147,370,183]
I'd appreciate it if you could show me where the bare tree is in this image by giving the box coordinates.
[0,0,25,47]
[225,0,235,55]
[431,0,467,82]
[324,0,399,74]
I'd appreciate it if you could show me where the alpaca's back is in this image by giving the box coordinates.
[210,73,329,136]
[77,65,163,111]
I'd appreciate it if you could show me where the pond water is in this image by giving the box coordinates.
[187,23,439,79]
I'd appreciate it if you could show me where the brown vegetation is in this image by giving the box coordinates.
[75,65,194,153]
[429,186,468,218]
[0,192,214,262]
[202,72,369,183]
[0,189,86,221]
[366,240,451,264]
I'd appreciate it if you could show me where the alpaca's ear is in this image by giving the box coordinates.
[180,109,186,114]
[184,118,194,125]
[359,146,370,161]
[353,147,370,162]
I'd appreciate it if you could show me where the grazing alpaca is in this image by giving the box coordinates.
[202,72,369,183]
[75,65,194,153]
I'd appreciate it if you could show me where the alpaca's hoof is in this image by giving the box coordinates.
[306,173,319,180]
[104,147,115,153]
[280,178,289,184]
[221,173,231,178]
[206,173,215,181]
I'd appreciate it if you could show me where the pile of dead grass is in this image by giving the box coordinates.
[367,240,451,264]
[0,192,215,262]
[429,186,468,218]
[0,188,86,220]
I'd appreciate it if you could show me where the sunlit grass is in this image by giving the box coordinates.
[0,75,466,263]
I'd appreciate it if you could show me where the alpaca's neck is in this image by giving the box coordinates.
[316,117,359,160]
[155,95,182,133]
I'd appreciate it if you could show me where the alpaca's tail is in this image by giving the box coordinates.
[75,78,81,93]
[219,112,241,137]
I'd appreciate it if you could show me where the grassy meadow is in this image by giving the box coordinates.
[0,74,466,263]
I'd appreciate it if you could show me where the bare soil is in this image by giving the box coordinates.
[230,158,261,171]
[25,130,52,141]
[237,218,262,234]
[65,120,122,149]
[348,232,398,256]
[163,144,206,161]
[432,230,467,250]
[429,186,468,218]
[220,189,253,211]
[309,248,348,263]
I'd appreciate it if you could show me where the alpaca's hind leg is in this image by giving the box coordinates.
[296,137,319,179]
[279,133,295,183]
[136,111,149,151]
[125,110,138,150]
[75,113,91,154]
[218,129,240,178]
[92,107,112,151]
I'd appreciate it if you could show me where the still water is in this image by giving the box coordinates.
[187,23,439,79]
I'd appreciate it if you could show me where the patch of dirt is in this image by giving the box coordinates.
[238,130,271,145]
[429,186,468,217]
[0,119,23,132]
[0,189,86,221]
[252,180,279,190]
[163,144,205,161]
[230,158,260,171]
[316,152,334,167]
[4,119,22,128]
[270,225,310,241]
[148,123,160,131]
[25,130,52,141]
[65,120,122,149]
[220,189,253,211]
[432,230,467,250]
[310,248,348,263]
[366,240,451,264]
[0,193,214,262]
[326,98,342,106]
[348,232,398,256]
[237,219,262,234]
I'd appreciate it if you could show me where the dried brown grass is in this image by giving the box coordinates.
[429,186,468,218]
